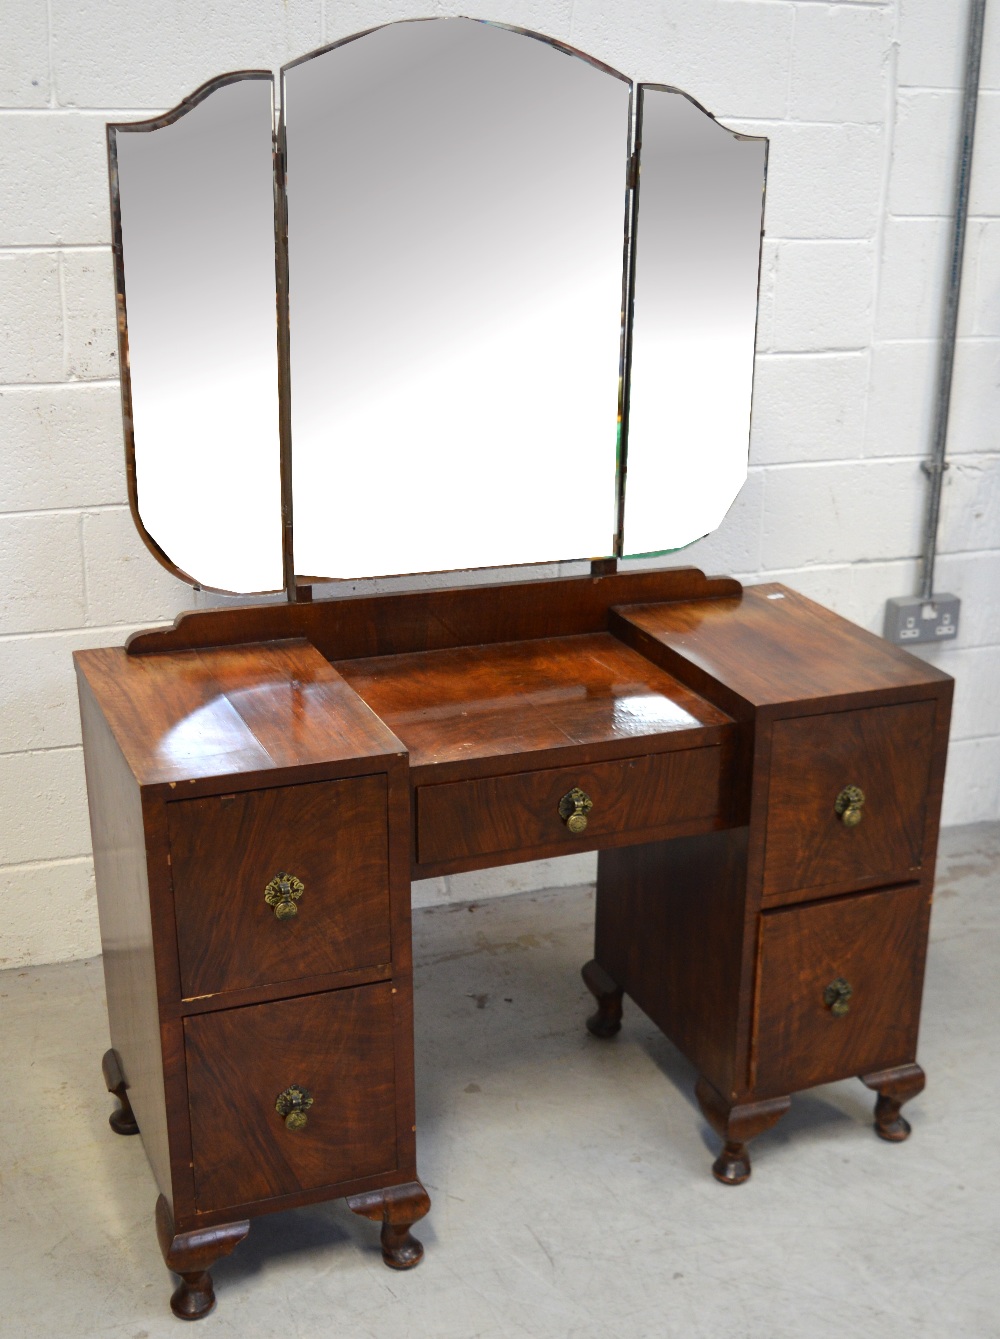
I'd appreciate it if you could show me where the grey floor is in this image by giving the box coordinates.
[2,825,997,1339]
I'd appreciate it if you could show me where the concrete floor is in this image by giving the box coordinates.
[2,824,997,1339]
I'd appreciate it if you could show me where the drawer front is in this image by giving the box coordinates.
[417,746,723,866]
[763,701,935,900]
[170,776,391,998]
[753,884,927,1097]
[185,984,398,1212]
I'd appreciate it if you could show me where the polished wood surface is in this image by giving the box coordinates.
[170,776,391,998]
[614,584,952,714]
[335,632,731,775]
[763,701,937,901]
[75,639,403,790]
[753,884,929,1097]
[185,984,398,1211]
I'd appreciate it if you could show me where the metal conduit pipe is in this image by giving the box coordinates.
[920,0,987,601]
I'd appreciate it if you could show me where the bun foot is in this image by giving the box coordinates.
[581,959,623,1038]
[873,1103,912,1142]
[861,1064,925,1143]
[712,1141,752,1186]
[169,1271,215,1321]
[102,1048,139,1135]
[155,1196,249,1320]
[348,1180,431,1270]
[696,1077,790,1186]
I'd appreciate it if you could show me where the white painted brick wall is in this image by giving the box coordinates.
[1,0,997,968]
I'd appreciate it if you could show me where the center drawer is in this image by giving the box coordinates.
[169,775,391,998]
[416,746,724,868]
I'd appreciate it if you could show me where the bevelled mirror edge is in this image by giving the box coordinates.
[109,70,286,596]
[618,83,768,561]
[279,16,634,85]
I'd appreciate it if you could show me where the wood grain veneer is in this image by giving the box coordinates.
[417,745,725,867]
[752,884,929,1097]
[170,776,391,998]
[186,984,398,1211]
[762,701,936,900]
[125,568,741,660]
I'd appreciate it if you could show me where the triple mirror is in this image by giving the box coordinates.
[109,17,767,596]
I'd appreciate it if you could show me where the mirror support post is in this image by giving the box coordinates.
[614,141,639,560]
[272,102,298,602]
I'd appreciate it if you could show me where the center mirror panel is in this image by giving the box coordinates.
[282,19,631,581]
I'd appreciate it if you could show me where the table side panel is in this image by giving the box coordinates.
[76,672,173,1204]
[595,829,751,1101]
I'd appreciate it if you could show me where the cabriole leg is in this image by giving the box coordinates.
[347,1180,431,1270]
[581,959,624,1039]
[695,1077,791,1185]
[861,1063,925,1142]
[102,1048,139,1136]
[155,1195,249,1320]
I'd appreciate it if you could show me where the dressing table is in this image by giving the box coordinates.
[76,19,951,1320]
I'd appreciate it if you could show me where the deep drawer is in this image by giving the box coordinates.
[169,775,391,998]
[185,983,398,1212]
[752,883,928,1097]
[416,746,724,867]
[762,701,936,901]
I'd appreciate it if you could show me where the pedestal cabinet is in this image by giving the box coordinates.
[77,640,429,1320]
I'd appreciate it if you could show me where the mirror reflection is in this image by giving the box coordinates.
[283,19,630,579]
[111,74,284,592]
[622,87,767,556]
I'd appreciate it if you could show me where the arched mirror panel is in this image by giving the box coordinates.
[109,74,284,593]
[283,19,631,579]
[622,87,767,556]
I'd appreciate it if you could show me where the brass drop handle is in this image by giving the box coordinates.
[558,787,593,834]
[834,785,865,828]
[264,871,304,920]
[823,977,853,1018]
[275,1084,313,1131]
